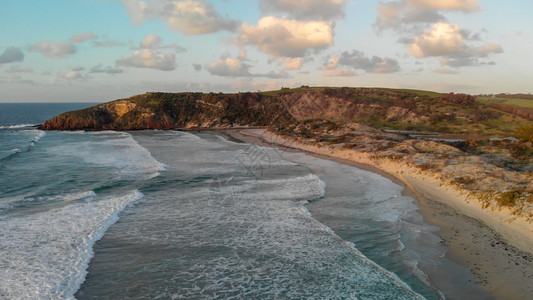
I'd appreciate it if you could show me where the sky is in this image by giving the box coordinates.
[0,0,532,102]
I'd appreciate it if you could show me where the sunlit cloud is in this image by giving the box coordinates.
[374,0,479,32]
[208,58,251,77]
[89,64,124,74]
[323,69,357,77]
[122,0,240,35]
[28,41,76,59]
[93,40,124,47]
[409,22,503,67]
[208,57,290,78]
[138,34,186,52]
[69,32,98,43]
[259,0,347,20]
[238,17,334,69]
[116,49,177,71]
[325,50,401,74]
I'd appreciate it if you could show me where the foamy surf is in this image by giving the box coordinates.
[242,173,326,201]
[0,190,143,299]
[73,131,425,299]
[51,131,166,179]
[0,129,46,161]
[0,190,97,211]
[0,124,37,129]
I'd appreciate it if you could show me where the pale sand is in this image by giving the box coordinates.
[224,128,533,299]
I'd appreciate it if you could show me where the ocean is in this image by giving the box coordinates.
[0,103,489,299]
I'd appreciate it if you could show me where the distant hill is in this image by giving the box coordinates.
[40,87,532,135]
[477,94,533,120]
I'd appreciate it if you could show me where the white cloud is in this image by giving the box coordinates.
[433,67,459,74]
[138,34,186,52]
[208,58,251,77]
[331,50,401,73]
[374,0,479,32]
[5,65,33,73]
[282,57,304,70]
[409,22,503,66]
[140,34,162,48]
[93,40,124,47]
[323,69,357,77]
[409,23,464,58]
[208,57,290,78]
[4,74,36,85]
[89,64,124,74]
[259,0,347,20]
[116,49,176,71]
[28,41,76,58]
[70,32,98,43]
[323,57,339,70]
[238,17,334,69]
[475,44,503,57]
[232,78,292,92]
[62,71,86,80]
[259,70,291,79]
[159,43,186,53]
[122,0,239,35]
[54,67,90,81]
[0,47,25,64]
[406,0,479,11]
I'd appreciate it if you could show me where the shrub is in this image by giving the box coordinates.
[496,190,522,207]
[508,142,533,159]
[515,125,533,142]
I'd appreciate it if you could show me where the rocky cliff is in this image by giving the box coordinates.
[40,87,527,134]
[40,92,293,130]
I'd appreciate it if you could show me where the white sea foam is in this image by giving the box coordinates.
[32,130,46,142]
[0,124,36,129]
[123,172,423,299]
[83,137,166,178]
[0,190,97,210]
[53,132,166,179]
[243,173,326,201]
[0,130,46,161]
[28,130,46,146]
[0,190,142,299]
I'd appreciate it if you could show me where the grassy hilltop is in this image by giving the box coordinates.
[41,86,531,135]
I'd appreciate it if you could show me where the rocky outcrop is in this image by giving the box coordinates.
[40,92,295,130]
[40,87,515,132]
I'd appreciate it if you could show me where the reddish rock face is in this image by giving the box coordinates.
[39,91,293,131]
[39,88,525,135]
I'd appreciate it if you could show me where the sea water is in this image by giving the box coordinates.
[0,103,490,299]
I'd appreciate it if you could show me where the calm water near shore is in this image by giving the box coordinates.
[1,103,492,299]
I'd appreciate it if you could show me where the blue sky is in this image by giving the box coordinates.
[0,0,532,102]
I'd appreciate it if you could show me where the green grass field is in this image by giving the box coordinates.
[259,86,326,96]
[477,97,533,109]
[260,86,445,97]
[373,87,445,97]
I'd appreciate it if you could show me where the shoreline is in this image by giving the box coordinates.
[221,128,533,299]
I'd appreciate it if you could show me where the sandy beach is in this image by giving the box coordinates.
[224,128,533,300]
